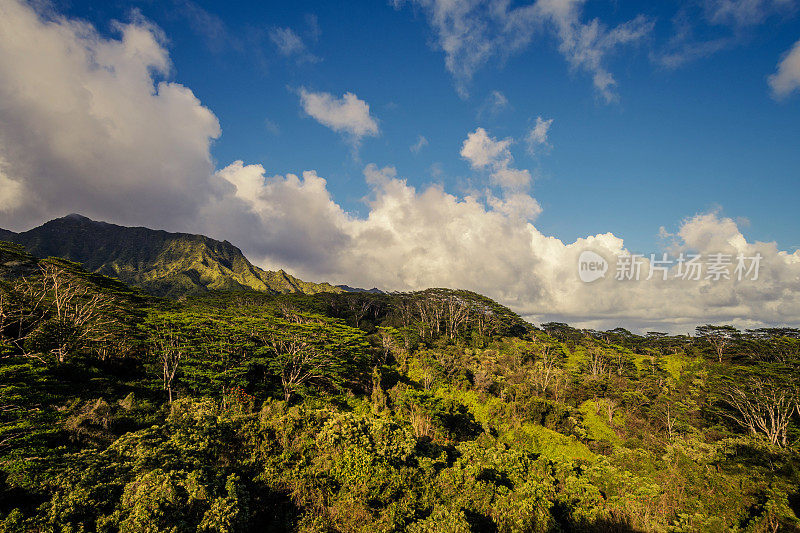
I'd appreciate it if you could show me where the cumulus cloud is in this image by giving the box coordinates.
[769,38,800,99]
[299,89,379,145]
[489,168,533,191]
[0,0,222,231]
[394,0,652,100]
[460,128,532,191]
[526,116,553,155]
[218,161,549,299]
[217,159,800,333]
[461,128,512,169]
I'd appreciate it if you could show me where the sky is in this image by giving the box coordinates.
[0,0,799,332]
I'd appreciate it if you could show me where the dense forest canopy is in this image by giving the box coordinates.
[1,241,799,532]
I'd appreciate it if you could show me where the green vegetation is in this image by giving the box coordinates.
[1,241,800,532]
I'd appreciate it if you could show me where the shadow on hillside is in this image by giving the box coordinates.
[549,501,644,533]
[551,520,643,533]
[452,504,645,533]
[248,484,301,531]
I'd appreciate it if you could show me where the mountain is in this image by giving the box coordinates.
[335,284,386,294]
[0,214,342,298]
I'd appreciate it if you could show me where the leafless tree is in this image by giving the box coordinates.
[264,333,342,403]
[531,345,558,396]
[722,377,796,447]
[152,323,184,403]
[396,296,416,349]
[663,402,676,438]
[3,265,119,362]
[1,276,47,360]
[377,327,400,366]
[599,397,617,425]
[408,405,433,438]
[347,296,374,329]
[587,346,608,378]
[472,308,500,344]
[613,350,628,375]
[444,295,470,339]
[42,265,119,362]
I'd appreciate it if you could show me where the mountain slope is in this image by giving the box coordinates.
[0,214,342,298]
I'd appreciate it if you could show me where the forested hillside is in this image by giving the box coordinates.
[1,241,799,532]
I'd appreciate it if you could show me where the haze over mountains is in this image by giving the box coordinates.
[0,214,344,298]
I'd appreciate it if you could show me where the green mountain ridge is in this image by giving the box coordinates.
[0,214,342,298]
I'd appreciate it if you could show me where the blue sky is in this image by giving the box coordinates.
[47,0,800,254]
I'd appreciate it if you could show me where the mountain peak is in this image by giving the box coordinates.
[6,216,343,298]
[61,213,91,221]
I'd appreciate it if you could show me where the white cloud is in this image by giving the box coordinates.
[656,38,732,70]
[703,0,794,27]
[410,135,429,153]
[0,0,222,231]
[489,168,533,190]
[305,14,321,41]
[270,27,303,55]
[299,89,379,144]
[526,116,553,155]
[269,26,320,63]
[654,2,795,70]
[769,38,800,99]
[395,0,652,101]
[536,1,653,102]
[175,0,237,54]
[218,160,800,333]
[264,117,280,135]
[489,90,508,110]
[460,127,532,191]
[477,90,509,118]
[0,163,24,212]
[460,128,512,169]
[219,161,549,297]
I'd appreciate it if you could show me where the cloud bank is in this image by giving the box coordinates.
[1,0,799,333]
[0,0,222,231]
[217,160,800,333]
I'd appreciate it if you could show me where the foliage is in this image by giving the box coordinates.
[1,250,799,532]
